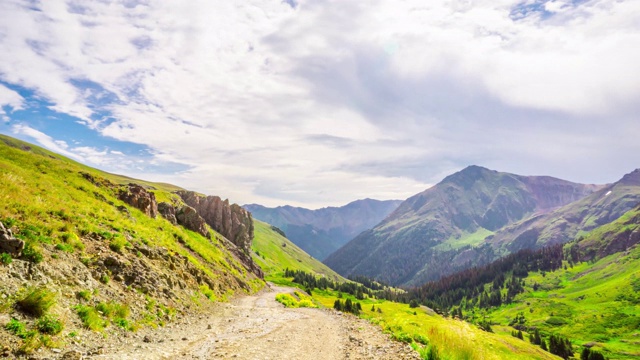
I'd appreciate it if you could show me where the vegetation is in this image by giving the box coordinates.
[35,314,64,335]
[275,292,317,308]
[251,220,344,285]
[16,287,57,317]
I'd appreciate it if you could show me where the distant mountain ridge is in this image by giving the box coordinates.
[244,198,402,260]
[324,165,611,286]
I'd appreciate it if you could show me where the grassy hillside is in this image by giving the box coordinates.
[0,135,262,355]
[486,246,640,359]
[251,220,344,284]
[306,287,560,359]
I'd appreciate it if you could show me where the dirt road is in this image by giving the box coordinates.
[91,285,420,360]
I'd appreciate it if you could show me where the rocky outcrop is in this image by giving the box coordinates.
[0,221,24,256]
[176,191,254,254]
[175,205,209,238]
[158,202,178,225]
[118,184,158,218]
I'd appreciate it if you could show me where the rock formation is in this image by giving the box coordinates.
[176,191,254,254]
[0,221,24,256]
[158,202,177,225]
[118,184,158,218]
[175,205,209,238]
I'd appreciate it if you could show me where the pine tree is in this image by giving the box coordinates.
[541,340,548,351]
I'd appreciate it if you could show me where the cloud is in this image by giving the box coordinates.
[0,0,639,208]
[0,84,24,121]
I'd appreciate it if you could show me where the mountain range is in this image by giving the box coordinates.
[324,165,640,286]
[244,199,401,260]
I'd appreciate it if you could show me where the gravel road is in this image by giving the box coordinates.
[89,284,420,360]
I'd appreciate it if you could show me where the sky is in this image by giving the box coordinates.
[0,0,639,209]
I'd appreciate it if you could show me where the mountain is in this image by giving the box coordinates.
[324,165,606,286]
[244,198,402,260]
[405,204,640,359]
[491,169,640,251]
[251,219,344,283]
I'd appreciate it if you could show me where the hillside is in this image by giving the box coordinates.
[402,204,640,359]
[251,219,344,283]
[0,135,264,356]
[491,169,640,251]
[244,199,401,260]
[324,165,603,286]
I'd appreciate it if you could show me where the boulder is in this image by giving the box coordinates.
[158,202,178,225]
[118,184,158,218]
[0,221,24,256]
[176,205,210,238]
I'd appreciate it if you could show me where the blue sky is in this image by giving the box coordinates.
[1,0,639,208]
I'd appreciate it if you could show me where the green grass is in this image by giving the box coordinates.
[434,228,494,251]
[252,220,344,284]
[275,292,317,308]
[311,289,559,360]
[16,287,56,317]
[0,134,262,307]
[486,246,640,359]
[35,314,64,335]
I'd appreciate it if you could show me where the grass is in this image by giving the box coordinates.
[252,220,344,284]
[16,287,56,317]
[35,314,64,335]
[0,134,260,306]
[434,228,494,251]
[486,246,640,359]
[311,288,559,360]
[0,252,11,265]
[74,305,107,331]
[275,292,317,308]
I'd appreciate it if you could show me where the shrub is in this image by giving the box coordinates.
[36,314,64,335]
[100,274,110,284]
[5,318,27,338]
[96,301,130,320]
[21,242,43,264]
[76,290,92,301]
[109,236,128,253]
[0,252,12,265]
[17,288,56,317]
[74,305,105,331]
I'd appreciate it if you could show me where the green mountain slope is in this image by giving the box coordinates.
[245,199,402,260]
[251,220,344,283]
[0,135,263,354]
[325,165,602,286]
[403,205,640,359]
[486,207,640,359]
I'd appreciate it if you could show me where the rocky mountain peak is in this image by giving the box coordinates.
[618,168,640,186]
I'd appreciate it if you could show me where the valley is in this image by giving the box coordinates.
[1,134,639,360]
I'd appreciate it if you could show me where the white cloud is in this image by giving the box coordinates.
[0,0,639,207]
[0,84,24,121]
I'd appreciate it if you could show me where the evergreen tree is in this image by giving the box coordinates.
[541,340,548,351]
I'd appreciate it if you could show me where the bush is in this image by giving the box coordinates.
[17,288,56,317]
[109,237,128,253]
[0,252,11,265]
[74,305,105,331]
[5,318,27,337]
[21,242,43,264]
[76,290,92,301]
[36,314,64,335]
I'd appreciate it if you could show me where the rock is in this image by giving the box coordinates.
[61,350,83,360]
[118,184,158,218]
[158,202,178,225]
[175,205,209,238]
[176,191,253,252]
[0,221,24,256]
[143,335,152,343]
[176,191,262,278]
